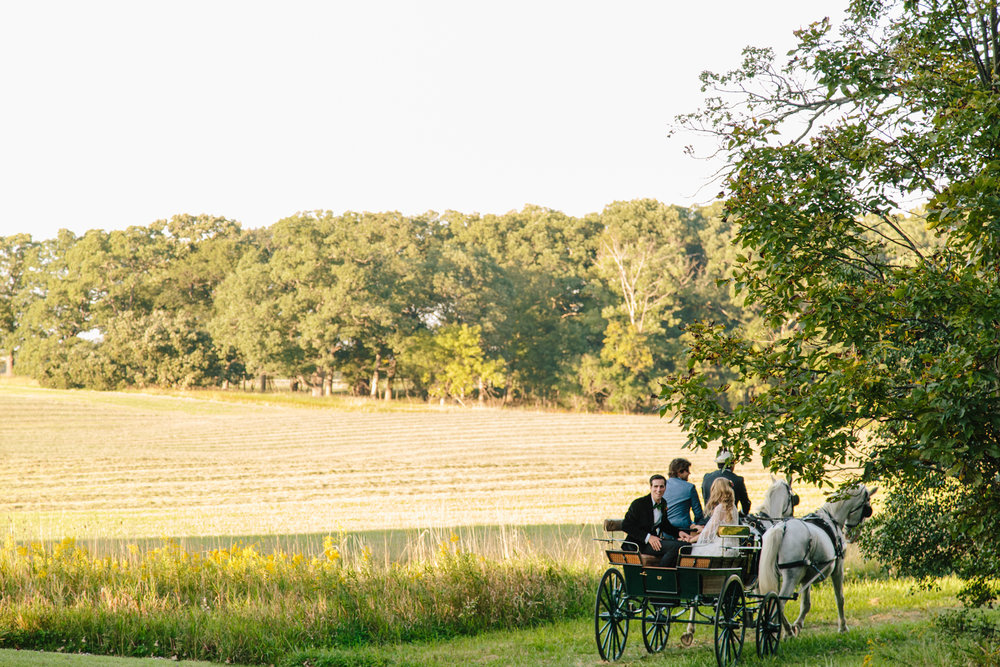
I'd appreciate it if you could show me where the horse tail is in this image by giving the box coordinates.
[757,524,784,595]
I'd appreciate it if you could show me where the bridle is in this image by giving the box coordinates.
[844,487,872,529]
[783,481,801,518]
[758,480,800,520]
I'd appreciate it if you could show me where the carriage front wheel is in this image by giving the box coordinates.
[594,568,629,661]
[713,575,747,667]
[755,592,782,658]
[641,598,671,653]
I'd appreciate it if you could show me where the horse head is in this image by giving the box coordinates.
[825,484,877,529]
[760,477,799,519]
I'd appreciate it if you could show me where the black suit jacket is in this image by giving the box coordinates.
[622,493,681,549]
[702,469,752,515]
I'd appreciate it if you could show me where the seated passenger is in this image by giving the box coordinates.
[664,457,705,532]
[622,474,696,567]
[690,478,741,557]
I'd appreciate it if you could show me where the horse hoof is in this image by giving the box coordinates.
[790,626,800,637]
[680,632,694,647]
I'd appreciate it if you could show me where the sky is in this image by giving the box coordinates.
[1,1,849,241]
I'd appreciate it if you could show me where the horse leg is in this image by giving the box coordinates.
[777,568,800,637]
[791,584,811,635]
[832,558,848,632]
[680,606,696,646]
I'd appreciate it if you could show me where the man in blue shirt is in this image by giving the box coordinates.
[665,457,704,532]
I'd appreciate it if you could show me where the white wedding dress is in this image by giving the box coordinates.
[690,501,741,557]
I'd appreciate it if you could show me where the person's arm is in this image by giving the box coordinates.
[622,499,651,545]
[736,479,751,515]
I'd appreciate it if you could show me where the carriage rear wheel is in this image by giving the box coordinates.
[755,592,782,658]
[641,598,671,653]
[713,575,747,667]
[594,568,629,661]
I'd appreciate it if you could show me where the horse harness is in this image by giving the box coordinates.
[775,486,872,586]
[776,509,844,587]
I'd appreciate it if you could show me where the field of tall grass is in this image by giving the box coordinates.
[0,382,982,665]
[0,382,834,542]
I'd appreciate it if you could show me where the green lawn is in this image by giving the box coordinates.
[0,650,213,666]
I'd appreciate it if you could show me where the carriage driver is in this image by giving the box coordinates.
[701,449,752,516]
[621,474,696,567]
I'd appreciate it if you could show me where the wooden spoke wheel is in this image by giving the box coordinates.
[713,575,747,667]
[641,598,671,653]
[594,568,630,661]
[755,592,782,658]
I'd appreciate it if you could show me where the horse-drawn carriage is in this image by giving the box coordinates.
[595,521,787,666]
[594,480,876,664]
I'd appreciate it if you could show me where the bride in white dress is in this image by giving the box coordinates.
[690,477,741,556]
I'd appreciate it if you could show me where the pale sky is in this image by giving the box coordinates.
[1,1,848,241]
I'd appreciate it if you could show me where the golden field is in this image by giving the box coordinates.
[0,382,832,543]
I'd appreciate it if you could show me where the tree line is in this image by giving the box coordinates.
[0,199,756,411]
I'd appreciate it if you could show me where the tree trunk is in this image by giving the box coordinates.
[384,358,396,401]
[478,376,485,406]
[323,375,332,396]
[257,373,267,392]
[370,352,381,399]
[4,351,12,376]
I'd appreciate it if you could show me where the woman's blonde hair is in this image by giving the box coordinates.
[706,477,736,523]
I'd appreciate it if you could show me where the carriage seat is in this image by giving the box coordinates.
[680,525,751,566]
[603,518,660,566]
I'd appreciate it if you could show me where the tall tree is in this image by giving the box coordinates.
[438,206,601,403]
[663,0,1000,604]
[594,199,700,410]
[212,211,435,396]
[0,234,35,374]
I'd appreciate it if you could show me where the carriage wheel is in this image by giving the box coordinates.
[594,568,630,661]
[713,575,747,667]
[641,598,671,653]
[755,592,782,658]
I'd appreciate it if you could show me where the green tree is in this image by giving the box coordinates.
[0,234,35,374]
[437,206,601,405]
[403,324,505,404]
[662,0,1000,603]
[212,211,435,397]
[594,199,701,411]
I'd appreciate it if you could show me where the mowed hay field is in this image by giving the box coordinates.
[0,383,831,545]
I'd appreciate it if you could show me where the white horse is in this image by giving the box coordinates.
[757,484,876,636]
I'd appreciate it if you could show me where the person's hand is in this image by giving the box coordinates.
[688,525,702,535]
[649,535,662,551]
[679,531,693,542]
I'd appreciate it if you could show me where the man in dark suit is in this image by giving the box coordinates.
[622,474,694,567]
[701,449,752,515]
